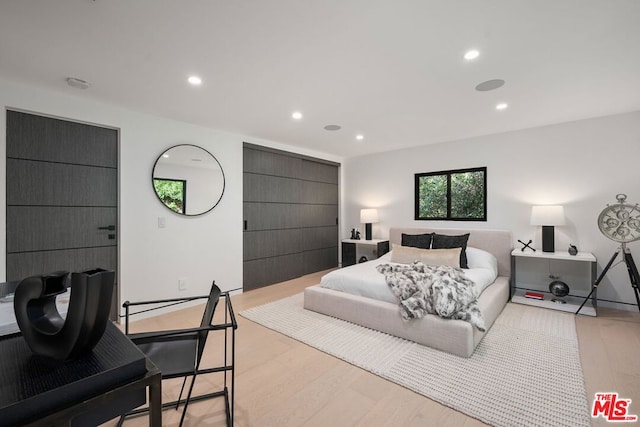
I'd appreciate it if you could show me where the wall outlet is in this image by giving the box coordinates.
[178,278,187,291]
[158,217,166,228]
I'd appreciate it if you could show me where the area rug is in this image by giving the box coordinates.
[240,293,590,427]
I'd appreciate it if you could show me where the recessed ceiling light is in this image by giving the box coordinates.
[66,77,90,89]
[187,75,202,86]
[292,111,303,120]
[162,154,170,158]
[496,103,508,111]
[324,124,341,131]
[464,50,480,60]
[356,134,364,141]
[475,79,505,91]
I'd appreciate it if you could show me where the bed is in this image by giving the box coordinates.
[303,227,512,357]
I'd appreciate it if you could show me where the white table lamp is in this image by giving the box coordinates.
[360,209,379,240]
[530,205,565,252]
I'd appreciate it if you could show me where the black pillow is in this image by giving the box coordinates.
[431,233,470,268]
[401,233,433,249]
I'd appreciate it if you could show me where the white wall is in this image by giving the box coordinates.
[343,111,640,311]
[0,78,340,317]
[3,75,638,313]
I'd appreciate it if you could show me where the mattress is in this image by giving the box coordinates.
[320,250,498,304]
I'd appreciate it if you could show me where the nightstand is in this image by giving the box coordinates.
[342,239,389,267]
[511,249,597,316]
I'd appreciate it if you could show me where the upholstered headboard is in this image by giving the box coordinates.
[389,227,512,277]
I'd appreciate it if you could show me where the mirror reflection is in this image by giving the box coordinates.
[152,144,225,216]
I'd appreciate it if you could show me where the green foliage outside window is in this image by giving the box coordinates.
[415,167,486,221]
[417,174,447,218]
[153,178,185,214]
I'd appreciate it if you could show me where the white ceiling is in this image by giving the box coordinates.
[1,0,639,159]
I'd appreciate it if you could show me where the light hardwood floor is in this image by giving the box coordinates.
[113,271,640,426]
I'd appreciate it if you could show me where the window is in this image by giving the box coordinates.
[415,167,486,221]
[153,178,186,214]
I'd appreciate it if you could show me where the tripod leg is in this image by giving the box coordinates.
[575,286,597,315]
[576,249,620,315]
[623,250,640,312]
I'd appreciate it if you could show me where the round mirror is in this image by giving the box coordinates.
[152,144,225,216]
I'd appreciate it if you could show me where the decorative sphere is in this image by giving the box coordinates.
[549,280,570,297]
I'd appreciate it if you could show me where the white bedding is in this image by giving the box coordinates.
[321,247,498,304]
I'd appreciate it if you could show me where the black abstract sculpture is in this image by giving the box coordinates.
[14,268,115,361]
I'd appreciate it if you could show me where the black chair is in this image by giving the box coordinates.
[119,281,237,426]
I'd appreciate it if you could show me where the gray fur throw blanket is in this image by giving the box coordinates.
[376,262,486,331]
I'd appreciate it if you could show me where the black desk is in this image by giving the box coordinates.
[0,322,162,426]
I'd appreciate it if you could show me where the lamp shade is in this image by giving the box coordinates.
[530,205,565,226]
[360,209,379,224]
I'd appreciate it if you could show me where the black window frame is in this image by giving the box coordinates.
[414,166,487,221]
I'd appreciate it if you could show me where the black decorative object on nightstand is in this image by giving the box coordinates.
[549,280,570,304]
[517,239,535,252]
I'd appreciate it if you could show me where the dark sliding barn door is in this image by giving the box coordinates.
[6,110,119,319]
[243,143,339,291]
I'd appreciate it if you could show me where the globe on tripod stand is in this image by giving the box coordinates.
[549,280,569,304]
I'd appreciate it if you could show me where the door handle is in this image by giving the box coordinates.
[98,225,116,231]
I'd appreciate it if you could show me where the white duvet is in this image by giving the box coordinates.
[320,247,498,304]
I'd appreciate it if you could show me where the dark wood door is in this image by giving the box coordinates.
[243,144,338,291]
[5,110,118,318]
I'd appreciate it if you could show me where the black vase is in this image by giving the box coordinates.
[14,268,115,361]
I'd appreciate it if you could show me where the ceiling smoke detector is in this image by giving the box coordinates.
[66,77,90,89]
[475,79,505,92]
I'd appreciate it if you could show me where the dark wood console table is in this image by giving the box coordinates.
[0,322,162,426]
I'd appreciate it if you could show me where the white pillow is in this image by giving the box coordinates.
[391,244,461,267]
[466,246,498,277]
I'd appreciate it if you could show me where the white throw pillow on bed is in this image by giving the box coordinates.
[391,244,461,267]
[466,246,498,277]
